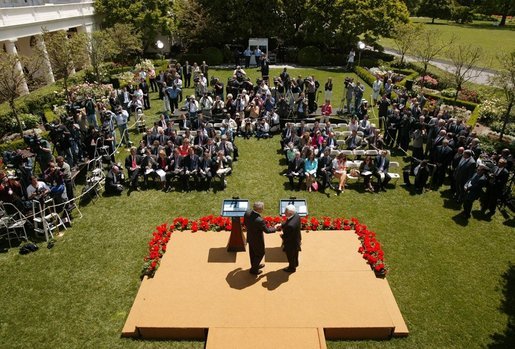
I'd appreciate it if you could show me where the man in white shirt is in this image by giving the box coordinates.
[26,176,50,200]
[372,76,383,106]
[114,106,130,147]
[200,93,213,119]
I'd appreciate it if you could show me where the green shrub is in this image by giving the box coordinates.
[177,53,204,65]
[297,46,322,66]
[424,92,479,111]
[354,66,376,87]
[467,105,481,126]
[283,47,298,63]
[441,88,458,98]
[0,138,28,154]
[490,121,515,137]
[202,47,224,65]
[19,113,40,130]
[324,53,346,66]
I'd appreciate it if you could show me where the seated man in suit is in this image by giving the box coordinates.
[182,147,200,191]
[214,150,231,189]
[287,150,305,190]
[105,165,124,195]
[317,148,333,193]
[345,130,363,150]
[375,150,392,191]
[198,151,214,190]
[124,146,143,191]
[217,135,234,165]
[168,148,184,191]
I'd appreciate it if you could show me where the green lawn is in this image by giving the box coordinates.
[379,17,515,70]
[0,68,513,349]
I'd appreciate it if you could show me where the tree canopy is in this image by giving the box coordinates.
[171,0,409,50]
[94,0,172,49]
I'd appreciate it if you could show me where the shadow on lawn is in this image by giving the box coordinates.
[488,263,515,349]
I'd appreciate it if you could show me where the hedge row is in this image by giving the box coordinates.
[354,66,376,87]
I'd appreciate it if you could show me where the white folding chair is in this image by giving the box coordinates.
[0,202,29,246]
[340,150,353,157]
[330,149,340,158]
[365,149,378,156]
[388,161,401,184]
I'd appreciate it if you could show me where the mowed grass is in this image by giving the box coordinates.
[379,17,515,70]
[0,68,513,349]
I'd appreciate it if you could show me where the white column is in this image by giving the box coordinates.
[36,35,55,84]
[4,39,29,96]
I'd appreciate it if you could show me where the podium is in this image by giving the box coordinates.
[221,199,249,252]
[279,199,308,216]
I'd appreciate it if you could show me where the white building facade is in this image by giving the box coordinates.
[0,0,96,94]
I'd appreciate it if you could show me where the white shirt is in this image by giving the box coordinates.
[27,181,49,198]
[114,110,129,126]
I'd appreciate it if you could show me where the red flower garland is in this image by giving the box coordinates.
[141,216,388,278]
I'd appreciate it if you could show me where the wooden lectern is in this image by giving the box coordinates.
[221,199,249,252]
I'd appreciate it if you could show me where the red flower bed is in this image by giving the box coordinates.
[142,216,388,278]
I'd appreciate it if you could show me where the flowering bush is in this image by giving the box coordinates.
[115,71,139,87]
[478,98,505,123]
[458,88,480,103]
[135,59,155,72]
[439,104,471,122]
[440,88,458,99]
[68,82,113,101]
[417,75,439,89]
[142,216,388,278]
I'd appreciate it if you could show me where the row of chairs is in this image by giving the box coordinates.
[328,149,391,158]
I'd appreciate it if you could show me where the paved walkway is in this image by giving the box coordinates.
[383,48,497,86]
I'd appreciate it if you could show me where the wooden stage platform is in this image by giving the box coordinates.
[122,230,408,348]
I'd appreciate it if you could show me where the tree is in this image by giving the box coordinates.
[87,31,118,82]
[491,51,515,141]
[171,0,212,49]
[104,23,143,64]
[331,0,410,50]
[417,0,454,23]
[94,0,172,50]
[476,0,514,26]
[43,29,88,101]
[0,52,42,137]
[412,28,454,77]
[447,44,483,100]
[391,22,423,66]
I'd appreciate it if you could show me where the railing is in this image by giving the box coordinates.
[0,1,94,27]
[0,0,88,8]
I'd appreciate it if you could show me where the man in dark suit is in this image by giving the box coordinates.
[139,78,151,109]
[244,201,277,275]
[124,147,143,191]
[317,149,333,192]
[287,151,305,190]
[375,150,392,191]
[279,204,302,273]
[198,151,213,190]
[483,158,509,216]
[432,139,453,189]
[345,130,363,150]
[105,165,124,195]
[462,165,489,218]
[453,149,476,202]
[182,147,199,191]
[183,61,192,88]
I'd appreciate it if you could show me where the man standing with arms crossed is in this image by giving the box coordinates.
[244,201,276,275]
